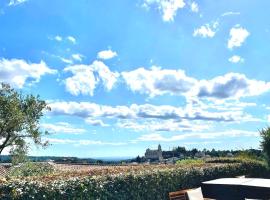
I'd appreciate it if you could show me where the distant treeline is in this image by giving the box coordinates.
[0,155,120,164]
[163,147,263,158]
[131,147,263,163]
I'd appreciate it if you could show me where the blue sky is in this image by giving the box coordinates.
[0,0,270,158]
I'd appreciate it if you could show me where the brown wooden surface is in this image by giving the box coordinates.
[169,189,189,200]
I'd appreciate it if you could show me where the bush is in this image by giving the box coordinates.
[0,160,268,200]
[260,127,270,165]
[205,157,266,164]
[176,159,205,166]
[7,162,55,178]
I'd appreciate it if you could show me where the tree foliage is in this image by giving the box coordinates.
[260,127,270,164]
[10,143,29,165]
[0,83,49,155]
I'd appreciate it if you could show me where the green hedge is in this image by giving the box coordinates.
[205,157,264,164]
[0,160,268,200]
[7,162,55,178]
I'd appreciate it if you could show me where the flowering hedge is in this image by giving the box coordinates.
[0,160,268,200]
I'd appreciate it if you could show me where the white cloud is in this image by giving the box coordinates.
[50,53,84,64]
[193,21,219,38]
[8,0,28,6]
[190,2,198,13]
[191,99,256,112]
[97,50,117,60]
[228,25,250,49]
[122,67,270,100]
[221,12,240,17]
[48,101,134,119]
[44,138,74,145]
[41,122,86,134]
[122,66,196,97]
[64,61,119,96]
[0,58,57,88]
[48,101,248,123]
[41,51,72,64]
[197,73,270,99]
[67,36,76,44]
[60,57,73,64]
[137,130,258,142]
[54,35,62,42]
[228,55,244,63]
[93,61,120,90]
[49,35,76,44]
[49,101,101,118]
[76,140,126,146]
[64,65,97,96]
[267,115,270,123]
[138,133,166,142]
[117,119,210,132]
[85,118,109,127]
[143,0,185,22]
[72,54,84,62]
[45,138,126,146]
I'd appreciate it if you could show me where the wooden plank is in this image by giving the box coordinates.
[169,190,188,200]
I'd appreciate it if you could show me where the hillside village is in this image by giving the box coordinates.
[140,145,232,164]
[129,145,262,164]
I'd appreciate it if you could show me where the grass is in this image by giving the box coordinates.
[176,159,205,166]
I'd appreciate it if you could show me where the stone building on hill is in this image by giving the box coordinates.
[145,144,163,161]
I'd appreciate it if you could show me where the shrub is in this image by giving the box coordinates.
[260,127,270,165]
[176,159,205,166]
[0,160,268,200]
[7,162,56,178]
[205,157,242,163]
[205,157,266,164]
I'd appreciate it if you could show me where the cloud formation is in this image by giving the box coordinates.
[45,138,126,146]
[190,2,199,13]
[64,61,119,96]
[117,119,209,132]
[143,0,185,22]
[97,50,117,60]
[228,25,250,49]
[85,118,109,127]
[122,67,196,97]
[228,55,244,63]
[72,54,84,62]
[122,67,270,100]
[49,35,76,44]
[0,58,57,88]
[197,73,270,99]
[221,12,240,17]
[41,122,86,134]
[137,130,258,142]
[67,36,76,44]
[8,0,28,6]
[48,101,247,123]
[193,21,219,38]
[54,35,62,42]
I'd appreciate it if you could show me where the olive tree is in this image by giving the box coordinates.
[260,127,270,165]
[0,83,49,155]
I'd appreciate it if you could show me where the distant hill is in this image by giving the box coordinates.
[0,155,132,164]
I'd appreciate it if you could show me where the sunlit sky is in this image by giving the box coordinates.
[0,0,270,158]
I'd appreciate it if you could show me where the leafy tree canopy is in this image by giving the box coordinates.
[0,83,49,155]
[260,127,270,164]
